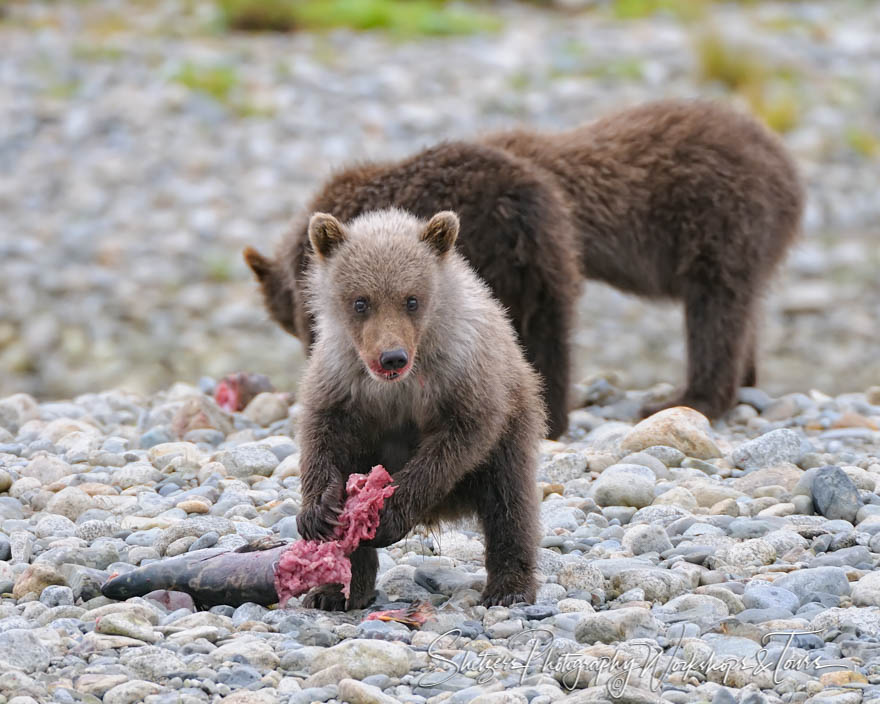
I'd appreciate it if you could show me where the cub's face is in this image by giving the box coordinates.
[339,274,428,383]
[308,209,459,384]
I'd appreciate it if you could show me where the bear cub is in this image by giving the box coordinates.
[295,207,544,610]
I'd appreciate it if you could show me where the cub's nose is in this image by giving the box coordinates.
[379,348,408,371]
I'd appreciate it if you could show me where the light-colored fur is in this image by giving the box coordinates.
[295,207,545,609]
[304,208,526,442]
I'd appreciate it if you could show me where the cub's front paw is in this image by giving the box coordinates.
[302,584,346,611]
[297,496,342,542]
[481,577,536,607]
[481,589,534,607]
[346,588,377,610]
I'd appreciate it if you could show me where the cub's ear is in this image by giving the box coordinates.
[308,213,347,260]
[420,211,459,256]
[243,246,272,282]
[242,247,299,337]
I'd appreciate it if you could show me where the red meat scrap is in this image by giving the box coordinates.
[214,372,274,412]
[273,465,396,606]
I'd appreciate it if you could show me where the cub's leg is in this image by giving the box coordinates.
[301,584,345,611]
[302,546,378,611]
[520,300,572,441]
[473,196,579,441]
[740,309,759,388]
[348,545,378,609]
[643,282,755,419]
[474,425,540,606]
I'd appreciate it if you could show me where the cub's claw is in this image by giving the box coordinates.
[481,590,533,607]
[297,495,343,541]
[302,584,347,611]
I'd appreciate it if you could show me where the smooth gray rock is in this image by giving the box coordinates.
[574,607,660,643]
[414,565,485,595]
[742,585,800,613]
[774,567,852,605]
[0,630,50,673]
[213,445,279,478]
[730,429,806,471]
[812,465,863,523]
[622,524,673,555]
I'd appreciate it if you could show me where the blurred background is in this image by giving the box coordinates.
[0,0,878,401]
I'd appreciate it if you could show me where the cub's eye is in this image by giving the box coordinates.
[406,296,419,312]
[354,297,368,314]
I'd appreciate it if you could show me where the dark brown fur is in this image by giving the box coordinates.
[295,209,544,610]
[246,99,803,428]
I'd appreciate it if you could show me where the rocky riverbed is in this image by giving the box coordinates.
[1,380,880,703]
[3,1,880,701]
[1,0,880,400]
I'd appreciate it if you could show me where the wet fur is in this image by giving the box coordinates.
[295,209,545,610]
[246,99,803,429]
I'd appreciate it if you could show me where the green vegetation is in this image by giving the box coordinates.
[696,32,802,133]
[745,84,800,134]
[72,44,125,62]
[543,37,644,84]
[173,62,238,103]
[611,0,708,22]
[610,0,809,20]
[845,127,880,159]
[508,71,531,92]
[696,32,766,91]
[215,0,502,37]
[203,252,235,282]
[47,79,81,100]
[172,62,275,117]
[590,57,644,81]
